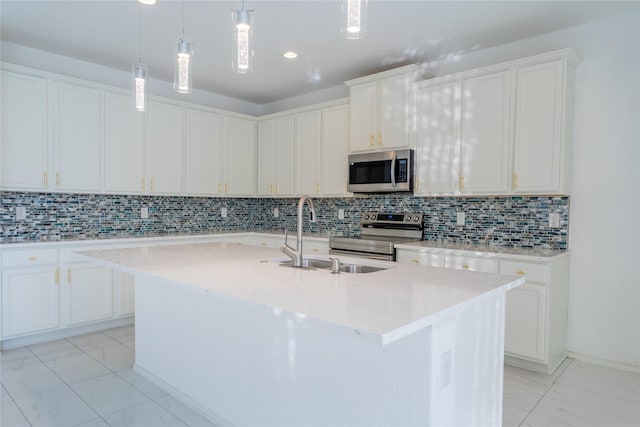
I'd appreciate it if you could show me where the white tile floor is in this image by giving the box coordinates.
[1,327,638,426]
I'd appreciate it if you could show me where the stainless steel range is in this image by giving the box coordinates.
[329,212,423,261]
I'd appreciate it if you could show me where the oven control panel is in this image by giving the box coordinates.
[362,212,423,225]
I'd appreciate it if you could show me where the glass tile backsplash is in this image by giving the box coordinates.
[1,192,568,250]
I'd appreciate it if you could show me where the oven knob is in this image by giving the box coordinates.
[370,214,376,221]
[414,216,421,222]
[364,214,369,221]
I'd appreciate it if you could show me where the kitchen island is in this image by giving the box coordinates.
[78,241,524,426]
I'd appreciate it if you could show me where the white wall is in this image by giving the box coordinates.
[420,11,639,369]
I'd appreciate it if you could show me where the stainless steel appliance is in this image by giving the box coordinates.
[347,149,414,193]
[329,212,423,261]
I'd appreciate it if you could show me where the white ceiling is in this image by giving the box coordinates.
[1,0,637,105]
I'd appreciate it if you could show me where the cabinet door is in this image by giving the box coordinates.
[513,60,564,193]
[505,283,546,361]
[224,116,257,195]
[148,101,184,194]
[1,71,49,190]
[2,267,60,337]
[349,82,377,152]
[415,82,460,194]
[275,115,295,196]
[185,108,223,196]
[116,271,135,317]
[379,73,412,149]
[52,83,102,191]
[65,263,113,326]
[322,104,350,196]
[257,119,276,195]
[295,110,322,195]
[104,91,145,193]
[460,71,511,194]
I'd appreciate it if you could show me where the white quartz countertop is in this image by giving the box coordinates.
[77,242,524,345]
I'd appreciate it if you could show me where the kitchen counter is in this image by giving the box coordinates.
[78,241,522,426]
[395,240,568,259]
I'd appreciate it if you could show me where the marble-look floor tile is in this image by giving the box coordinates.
[27,339,81,361]
[103,400,187,427]
[75,418,110,427]
[556,360,640,404]
[531,395,639,426]
[117,368,168,399]
[502,403,529,427]
[85,342,135,372]
[117,336,135,349]
[15,385,98,427]
[520,412,573,426]
[1,362,66,400]
[545,382,640,423]
[503,364,555,396]
[154,394,219,427]
[1,384,13,402]
[43,352,110,384]
[1,347,40,372]
[503,382,542,412]
[103,326,135,340]
[70,373,148,417]
[1,400,30,426]
[67,332,116,350]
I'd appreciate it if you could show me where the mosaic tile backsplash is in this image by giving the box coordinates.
[1,192,569,250]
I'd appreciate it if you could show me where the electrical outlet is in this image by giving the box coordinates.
[549,212,560,228]
[273,208,279,218]
[440,350,452,389]
[16,206,27,220]
[338,209,345,220]
[140,207,149,219]
[456,212,465,226]
[221,207,228,218]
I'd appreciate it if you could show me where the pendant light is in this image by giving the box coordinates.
[133,5,148,111]
[341,0,367,39]
[232,1,253,74]
[174,0,193,93]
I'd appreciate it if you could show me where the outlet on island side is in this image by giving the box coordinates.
[456,212,465,226]
[549,212,560,228]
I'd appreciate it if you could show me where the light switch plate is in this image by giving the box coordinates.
[456,212,465,226]
[221,207,228,218]
[140,207,149,219]
[338,209,345,220]
[549,212,560,228]
[273,208,279,218]
[16,206,27,220]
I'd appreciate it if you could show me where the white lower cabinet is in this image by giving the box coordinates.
[65,262,113,326]
[396,244,569,374]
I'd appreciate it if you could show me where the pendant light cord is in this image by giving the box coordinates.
[182,0,185,39]
[138,4,142,63]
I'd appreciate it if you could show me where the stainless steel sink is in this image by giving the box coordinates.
[278,258,387,273]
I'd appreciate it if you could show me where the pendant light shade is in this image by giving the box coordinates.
[174,40,193,93]
[232,3,253,74]
[341,0,367,39]
[132,63,148,112]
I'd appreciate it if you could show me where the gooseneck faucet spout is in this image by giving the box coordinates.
[281,195,316,267]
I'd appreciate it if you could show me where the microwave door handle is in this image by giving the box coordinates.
[391,154,397,188]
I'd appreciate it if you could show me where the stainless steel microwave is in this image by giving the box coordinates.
[347,149,414,193]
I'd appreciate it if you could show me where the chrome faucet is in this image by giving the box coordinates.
[281,195,316,267]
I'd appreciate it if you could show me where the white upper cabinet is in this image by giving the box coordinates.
[346,65,428,152]
[1,70,49,190]
[513,58,576,194]
[185,108,223,196]
[224,116,257,196]
[52,82,102,192]
[258,115,294,196]
[147,100,185,195]
[321,104,351,196]
[104,91,145,193]
[459,70,512,194]
[295,109,322,195]
[414,82,460,195]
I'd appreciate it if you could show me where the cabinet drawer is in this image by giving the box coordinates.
[500,260,548,283]
[2,248,59,267]
[304,240,329,255]
[396,249,443,267]
[444,254,498,273]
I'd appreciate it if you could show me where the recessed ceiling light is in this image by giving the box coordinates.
[138,0,156,5]
[283,51,298,59]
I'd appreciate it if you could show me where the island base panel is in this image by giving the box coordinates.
[134,274,506,426]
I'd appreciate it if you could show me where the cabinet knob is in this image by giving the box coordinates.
[141,177,145,191]
[225,183,229,193]
[460,175,465,191]
[218,183,222,193]
[261,243,267,247]
[54,268,60,285]
[412,259,419,264]
[516,270,525,275]
[369,135,374,146]
[462,264,470,269]
[313,248,319,253]
[43,172,48,186]
[56,172,61,187]
[150,178,154,191]
[67,268,71,283]
[513,173,519,190]
[378,133,382,146]
[28,256,37,261]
